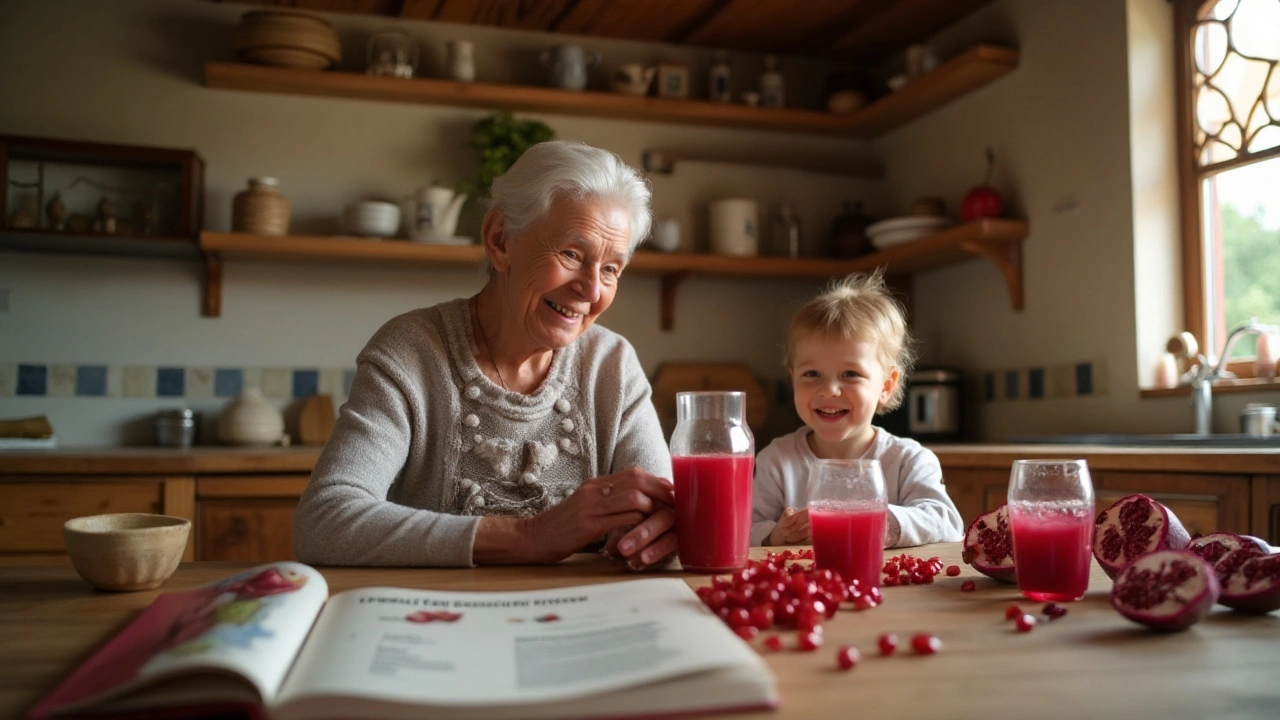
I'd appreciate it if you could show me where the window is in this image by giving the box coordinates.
[1177,0,1279,366]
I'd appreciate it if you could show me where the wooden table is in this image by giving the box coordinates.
[3,544,1278,719]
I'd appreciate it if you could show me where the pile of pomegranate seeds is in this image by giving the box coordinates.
[695,550,883,651]
[1043,602,1068,619]
[881,554,946,586]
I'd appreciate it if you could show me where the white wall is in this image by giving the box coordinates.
[2,0,1276,446]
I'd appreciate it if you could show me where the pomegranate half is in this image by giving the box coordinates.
[1219,553,1280,614]
[1110,549,1220,631]
[1187,532,1269,585]
[1093,494,1191,579]
[961,504,1015,583]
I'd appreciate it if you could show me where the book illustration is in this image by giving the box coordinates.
[405,610,463,624]
[153,566,310,657]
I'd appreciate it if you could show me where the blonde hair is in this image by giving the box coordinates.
[784,269,917,412]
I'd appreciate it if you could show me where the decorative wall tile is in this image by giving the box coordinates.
[214,368,243,397]
[1075,363,1093,396]
[260,368,291,399]
[122,366,156,398]
[107,365,123,398]
[1089,357,1109,396]
[983,372,995,402]
[1003,370,1021,400]
[319,368,342,397]
[0,362,15,397]
[292,369,319,398]
[76,365,108,396]
[1028,368,1045,399]
[186,367,213,399]
[156,367,185,397]
[17,364,47,396]
[48,364,76,398]
[242,367,262,395]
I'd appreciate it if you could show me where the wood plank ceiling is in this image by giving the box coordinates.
[216,0,993,64]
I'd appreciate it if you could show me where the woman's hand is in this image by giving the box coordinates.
[516,467,675,565]
[766,507,811,545]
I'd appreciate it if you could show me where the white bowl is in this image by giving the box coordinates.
[344,201,400,237]
[866,215,952,250]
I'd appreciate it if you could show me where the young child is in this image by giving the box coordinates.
[751,270,964,548]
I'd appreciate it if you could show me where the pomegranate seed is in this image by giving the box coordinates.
[867,587,883,604]
[1005,604,1023,620]
[764,635,784,652]
[798,630,824,651]
[877,633,898,656]
[945,565,961,576]
[852,594,875,611]
[734,625,759,641]
[1043,603,1068,620]
[1016,614,1037,632]
[836,645,860,670]
[910,633,941,655]
[960,580,977,592]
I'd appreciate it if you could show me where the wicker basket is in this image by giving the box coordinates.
[234,10,340,70]
[232,177,290,236]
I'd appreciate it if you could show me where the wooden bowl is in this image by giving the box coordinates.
[63,513,191,592]
[241,47,335,70]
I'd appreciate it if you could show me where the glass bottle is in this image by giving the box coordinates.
[760,54,785,108]
[771,203,801,258]
[669,391,755,573]
[709,50,731,102]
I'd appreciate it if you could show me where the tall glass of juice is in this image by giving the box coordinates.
[808,459,888,591]
[670,391,755,573]
[1008,459,1095,602]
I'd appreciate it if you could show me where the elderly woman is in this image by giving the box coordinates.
[294,140,676,570]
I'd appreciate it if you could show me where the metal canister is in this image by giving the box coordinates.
[155,409,199,448]
[1240,404,1278,437]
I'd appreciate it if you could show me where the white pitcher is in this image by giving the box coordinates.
[401,184,468,241]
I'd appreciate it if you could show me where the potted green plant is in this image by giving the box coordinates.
[464,111,554,199]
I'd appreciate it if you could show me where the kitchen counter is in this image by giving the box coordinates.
[929,443,1280,474]
[3,543,1278,720]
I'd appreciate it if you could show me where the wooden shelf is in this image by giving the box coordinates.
[200,219,1028,326]
[203,45,1017,139]
[0,229,198,259]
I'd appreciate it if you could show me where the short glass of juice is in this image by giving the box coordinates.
[808,459,888,591]
[1007,459,1096,602]
[670,391,755,573]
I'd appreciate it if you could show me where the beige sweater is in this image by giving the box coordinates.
[294,298,671,567]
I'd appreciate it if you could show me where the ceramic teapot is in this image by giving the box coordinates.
[540,44,599,91]
[401,184,468,241]
[612,64,655,95]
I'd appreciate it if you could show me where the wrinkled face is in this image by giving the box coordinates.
[790,331,899,458]
[501,195,631,351]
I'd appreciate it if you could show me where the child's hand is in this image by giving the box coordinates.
[768,507,811,545]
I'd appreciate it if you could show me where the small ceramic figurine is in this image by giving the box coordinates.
[95,196,116,234]
[46,192,66,230]
[709,51,731,102]
[760,55,785,108]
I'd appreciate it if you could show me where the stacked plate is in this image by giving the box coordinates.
[234,10,341,70]
[865,216,952,250]
[344,202,400,238]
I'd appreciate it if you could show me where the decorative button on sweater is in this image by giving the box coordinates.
[465,385,481,399]
[464,414,480,427]
[561,418,574,432]
[555,399,571,413]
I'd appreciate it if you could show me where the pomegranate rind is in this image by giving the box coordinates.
[961,504,1016,583]
[1188,532,1269,586]
[1219,554,1280,614]
[1110,549,1220,632]
[1093,494,1191,579]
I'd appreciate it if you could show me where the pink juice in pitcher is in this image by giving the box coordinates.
[810,504,887,591]
[1009,503,1094,602]
[673,454,754,573]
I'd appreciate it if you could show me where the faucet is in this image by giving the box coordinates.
[1186,318,1277,435]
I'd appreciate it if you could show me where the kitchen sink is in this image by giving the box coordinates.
[1006,433,1280,448]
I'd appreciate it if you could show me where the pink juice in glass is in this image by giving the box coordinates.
[1009,503,1094,602]
[673,454,754,573]
[810,503,887,591]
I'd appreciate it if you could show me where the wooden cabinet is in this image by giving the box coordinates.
[1252,475,1280,546]
[196,476,309,562]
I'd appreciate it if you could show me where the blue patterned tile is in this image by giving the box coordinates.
[76,365,108,396]
[156,367,185,397]
[292,369,319,398]
[16,364,47,396]
[214,368,243,397]
[1076,363,1093,396]
[1028,368,1045,399]
[983,372,995,402]
[1004,370,1019,400]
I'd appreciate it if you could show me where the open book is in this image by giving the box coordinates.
[28,563,777,720]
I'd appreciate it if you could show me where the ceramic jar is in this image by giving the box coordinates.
[540,44,599,91]
[708,198,759,256]
[217,387,285,446]
[232,177,290,236]
[445,40,475,82]
[829,201,875,259]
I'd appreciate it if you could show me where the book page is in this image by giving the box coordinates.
[276,578,763,710]
[30,562,328,718]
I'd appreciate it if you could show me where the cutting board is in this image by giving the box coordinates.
[295,394,335,445]
[651,363,768,437]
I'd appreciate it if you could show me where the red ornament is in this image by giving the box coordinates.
[961,147,1004,221]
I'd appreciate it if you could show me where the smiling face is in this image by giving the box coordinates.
[487,194,632,353]
[790,330,900,459]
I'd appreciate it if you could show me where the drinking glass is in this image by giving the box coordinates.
[1007,459,1095,602]
[808,459,888,591]
[670,392,754,573]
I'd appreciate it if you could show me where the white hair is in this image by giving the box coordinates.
[488,140,652,254]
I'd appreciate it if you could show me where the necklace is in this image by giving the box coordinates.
[472,296,510,391]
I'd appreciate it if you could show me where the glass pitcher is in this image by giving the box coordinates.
[669,391,755,573]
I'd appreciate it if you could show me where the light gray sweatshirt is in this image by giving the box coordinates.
[294,298,671,567]
[750,426,964,548]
